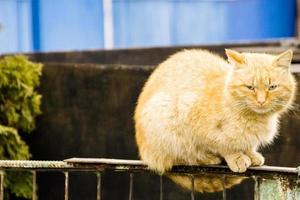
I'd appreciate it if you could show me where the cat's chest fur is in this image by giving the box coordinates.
[172,91,278,149]
[216,114,279,149]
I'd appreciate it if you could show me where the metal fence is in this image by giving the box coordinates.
[0,158,299,200]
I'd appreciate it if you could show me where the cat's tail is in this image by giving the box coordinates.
[168,174,246,193]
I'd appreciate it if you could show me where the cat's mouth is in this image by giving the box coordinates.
[251,107,271,114]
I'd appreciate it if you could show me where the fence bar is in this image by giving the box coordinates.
[254,177,261,200]
[96,173,101,200]
[0,171,3,200]
[222,175,226,200]
[128,173,133,200]
[0,159,297,199]
[190,175,195,200]
[64,172,69,200]
[32,171,37,200]
[160,176,163,200]
[0,159,298,179]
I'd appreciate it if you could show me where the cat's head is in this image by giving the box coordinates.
[225,49,296,115]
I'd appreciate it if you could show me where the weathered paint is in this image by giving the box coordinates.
[256,178,300,200]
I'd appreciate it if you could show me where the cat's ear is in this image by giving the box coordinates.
[275,49,293,69]
[225,49,245,65]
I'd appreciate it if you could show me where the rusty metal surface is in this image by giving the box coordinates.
[0,158,297,200]
[64,158,144,165]
[0,159,298,200]
[0,159,298,179]
[0,160,69,169]
[65,158,300,175]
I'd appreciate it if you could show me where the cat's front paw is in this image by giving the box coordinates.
[246,151,265,166]
[224,153,251,173]
[199,154,222,165]
[206,156,222,165]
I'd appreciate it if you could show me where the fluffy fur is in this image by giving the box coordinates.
[134,49,296,191]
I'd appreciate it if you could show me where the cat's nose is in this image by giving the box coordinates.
[256,91,266,106]
[257,99,265,106]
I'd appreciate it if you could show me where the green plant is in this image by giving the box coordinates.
[0,55,42,199]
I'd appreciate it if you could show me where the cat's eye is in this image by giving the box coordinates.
[269,85,278,91]
[245,85,255,90]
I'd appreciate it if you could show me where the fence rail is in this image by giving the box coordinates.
[0,158,299,200]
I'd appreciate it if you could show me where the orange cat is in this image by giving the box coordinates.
[134,49,296,175]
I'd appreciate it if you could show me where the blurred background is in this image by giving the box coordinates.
[0,1,300,200]
[0,0,297,53]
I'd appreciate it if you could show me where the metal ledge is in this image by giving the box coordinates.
[0,158,297,179]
